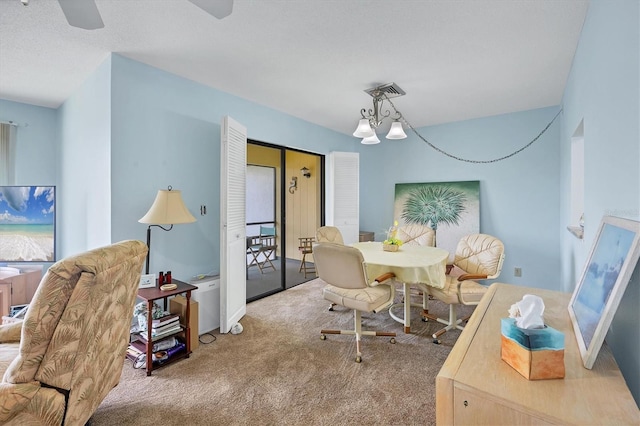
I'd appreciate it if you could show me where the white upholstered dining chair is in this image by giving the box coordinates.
[314,243,397,363]
[315,226,344,245]
[421,233,505,343]
[315,227,346,311]
[396,224,435,247]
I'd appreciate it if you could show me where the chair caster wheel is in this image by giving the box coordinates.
[355,356,362,363]
[421,317,428,322]
[320,334,326,340]
[390,337,396,344]
[433,339,441,344]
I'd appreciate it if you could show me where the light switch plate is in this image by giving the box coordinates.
[139,273,156,288]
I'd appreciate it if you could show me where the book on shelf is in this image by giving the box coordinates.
[152,321,180,334]
[130,336,183,356]
[127,345,143,357]
[129,339,147,353]
[139,325,182,342]
[152,326,181,338]
[151,313,180,327]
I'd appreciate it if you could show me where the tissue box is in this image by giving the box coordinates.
[500,318,565,380]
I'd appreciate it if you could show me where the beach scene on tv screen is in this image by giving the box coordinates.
[0,186,55,262]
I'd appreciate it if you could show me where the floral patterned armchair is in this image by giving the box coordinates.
[0,240,147,425]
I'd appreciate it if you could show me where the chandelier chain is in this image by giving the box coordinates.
[384,95,562,164]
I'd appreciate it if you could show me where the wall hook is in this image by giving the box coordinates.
[289,176,298,194]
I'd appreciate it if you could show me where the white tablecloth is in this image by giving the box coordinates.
[352,242,448,289]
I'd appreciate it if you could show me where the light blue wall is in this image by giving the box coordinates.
[0,100,57,185]
[358,106,562,290]
[57,55,112,257]
[560,0,639,404]
[109,54,356,280]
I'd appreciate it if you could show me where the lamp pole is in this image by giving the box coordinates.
[144,224,173,274]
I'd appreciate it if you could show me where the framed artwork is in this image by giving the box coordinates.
[0,186,56,262]
[394,181,480,256]
[568,216,640,369]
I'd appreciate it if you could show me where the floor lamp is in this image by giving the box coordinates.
[139,186,196,274]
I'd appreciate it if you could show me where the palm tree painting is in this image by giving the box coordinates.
[394,181,480,255]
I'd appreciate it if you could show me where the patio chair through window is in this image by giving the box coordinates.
[247,225,277,273]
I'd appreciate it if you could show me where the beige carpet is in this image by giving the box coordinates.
[90,279,472,425]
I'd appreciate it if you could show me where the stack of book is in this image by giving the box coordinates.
[139,313,182,341]
[127,344,144,359]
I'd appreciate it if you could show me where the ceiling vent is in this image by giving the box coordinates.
[364,82,406,99]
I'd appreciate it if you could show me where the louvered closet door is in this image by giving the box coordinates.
[327,151,359,245]
[220,116,247,334]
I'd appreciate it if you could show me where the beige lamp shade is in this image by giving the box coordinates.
[139,189,196,225]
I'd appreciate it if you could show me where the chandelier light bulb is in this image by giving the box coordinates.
[386,120,407,139]
[361,133,381,144]
[353,119,375,138]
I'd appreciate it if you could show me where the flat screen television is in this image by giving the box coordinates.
[0,186,56,262]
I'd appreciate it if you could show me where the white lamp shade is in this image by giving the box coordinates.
[139,189,196,225]
[353,119,375,138]
[361,133,381,144]
[386,121,407,139]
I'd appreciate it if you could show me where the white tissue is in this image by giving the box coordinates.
[508,294,545,329]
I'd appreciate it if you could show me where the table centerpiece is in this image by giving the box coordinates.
[383,220,403,252]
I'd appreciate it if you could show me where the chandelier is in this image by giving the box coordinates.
[352,82,408,144]
[351,82,562,162]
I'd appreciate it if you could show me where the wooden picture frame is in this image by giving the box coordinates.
[568,215,640,369]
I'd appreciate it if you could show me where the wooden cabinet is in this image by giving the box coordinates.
[436,283,639,425]
[0,267,42,317]
[359,231,374,242]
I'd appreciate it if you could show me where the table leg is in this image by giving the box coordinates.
[185,291,192,358]
[388,282,414,333]
[146,300,153,376]
[403,282,411,333]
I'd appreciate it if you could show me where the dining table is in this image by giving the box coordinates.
[352,241,449,333]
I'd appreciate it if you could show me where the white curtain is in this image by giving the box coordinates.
[0,123,16,185]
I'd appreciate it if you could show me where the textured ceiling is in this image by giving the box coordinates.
[0,0,589,135]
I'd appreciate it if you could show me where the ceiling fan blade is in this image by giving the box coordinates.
[188,0,233,20]
[58,0,104,30]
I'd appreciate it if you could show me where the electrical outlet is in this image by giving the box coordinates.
[514,267,522,277]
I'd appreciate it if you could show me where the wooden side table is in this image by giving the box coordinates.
[133,279,197,376]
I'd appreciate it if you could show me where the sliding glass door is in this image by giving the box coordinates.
[246,141,323,302]
[246,145,282,300]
